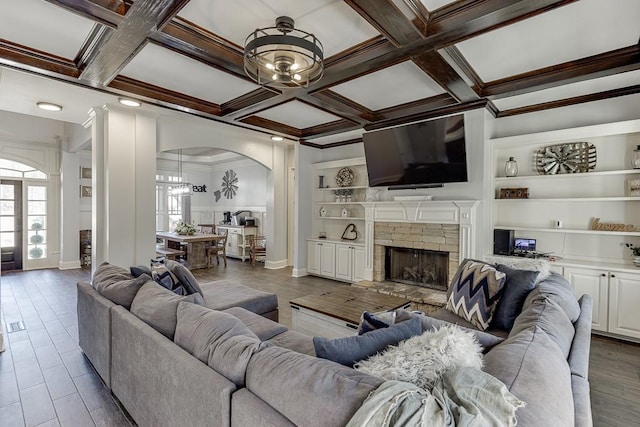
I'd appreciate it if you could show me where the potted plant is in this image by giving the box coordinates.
[625,243,640,267]
[174,219,197,235]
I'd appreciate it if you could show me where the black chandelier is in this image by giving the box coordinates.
[244,16,324,88]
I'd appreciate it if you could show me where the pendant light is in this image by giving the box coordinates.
[170,148,192,196]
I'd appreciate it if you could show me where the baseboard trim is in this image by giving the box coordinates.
[59,261,82,270]
[291,268,307,277]
[264,259,288,270]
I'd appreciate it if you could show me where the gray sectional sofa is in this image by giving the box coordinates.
[78,264,593,427]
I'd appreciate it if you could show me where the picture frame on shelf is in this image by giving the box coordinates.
[80,185,92,198]
[80,166,92,180]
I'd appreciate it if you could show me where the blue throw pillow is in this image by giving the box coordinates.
[313,316,422,367]
[358,311,396,335]
[491,264,538,331]
[445,259,506,331]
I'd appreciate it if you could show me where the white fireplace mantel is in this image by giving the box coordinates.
[361,200,479,281]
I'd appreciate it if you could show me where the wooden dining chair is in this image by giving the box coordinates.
[206,229,228,268]
[198,224,216,234]
[248,235,267,266]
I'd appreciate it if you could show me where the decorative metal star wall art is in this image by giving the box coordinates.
[221,169,238,199]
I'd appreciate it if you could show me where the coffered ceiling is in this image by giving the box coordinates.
[0,0,638,147]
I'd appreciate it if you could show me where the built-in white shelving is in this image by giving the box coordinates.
[494,225,640,237]
[495,197,640,202]
[494,169,640,181]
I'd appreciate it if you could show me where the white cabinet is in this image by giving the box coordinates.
[307,240,365,283]
[217,225,257,261]
[565,267,640,339]
[564,267,609,332]
[608,272,640,339]
[307,241,336,278]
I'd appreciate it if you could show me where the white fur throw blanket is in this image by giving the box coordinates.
[355,325,483,391]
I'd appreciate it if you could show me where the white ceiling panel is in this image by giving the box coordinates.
[308,128,364,145]
[419,0,457,12]
[456,0,640,82]
[0,0,95,60]
[256,101,342,128]
[120,43,260,104]
[331,61,446,110]
[0,68,116,124]
[493,70,640,111]
[179,0,378,58]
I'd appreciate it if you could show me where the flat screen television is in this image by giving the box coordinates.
[362,114,468,188]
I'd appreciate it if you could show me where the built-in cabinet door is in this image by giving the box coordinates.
[352,246,366,283]
[307,242,321,275]
[608,272,640,339]
[319,243,336,278]
[564,267,609,332]
[227,233,239,257]
[335,244,353,282]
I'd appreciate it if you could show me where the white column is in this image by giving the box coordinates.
[89,105,157,271]
[265,143,287,269]
[59,151,81,269]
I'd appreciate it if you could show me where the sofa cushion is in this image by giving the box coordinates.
[165,259,204,297]
[510,296,575,358]
[446,259,506,330]
[568,295,593,379]
[524,272,581,322]
[355,325,483,390]
[130,281,204,339]
[411,311,505,350]
[222,306,287,341]
[174,302,265,386]
[491,264,538,331]
[130,265,152,278]
[313,316,422,367]
[200,280,278,315]
[92,262,149,309]
[267,330,316,356]
[483,326,575,426]
[245,346,384,427]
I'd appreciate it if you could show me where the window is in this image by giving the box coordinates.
[27,185,47,259]
[0,159,47,179]
[156,174,184,231]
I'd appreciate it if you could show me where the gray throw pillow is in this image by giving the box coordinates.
[491,264,538,331]
[130,265,152,278]
[92,262,150,309]
[174,302,266,386]
[165,259,204,297]
[313,316,422,367]
[130,281,204,339]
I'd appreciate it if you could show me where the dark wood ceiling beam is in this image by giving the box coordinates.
[301,119,359,138]
[412,50,478,102]
[79,0,190,85]
[0,39,79,77]
[483,44,640,99]
[440,45,483,93]
[225,92,297,121]
[109,75,221,115]
[373,93,456,121]
[366,98,489,131]
[302,91,374,123]
[44,0,126,28]
[239,116,302,138]
[220,89,280,116]
[497,84,640,118]
[318,0,576,92]
[150,18,247,80]
[345,0,424,46]
[300,137,363,149]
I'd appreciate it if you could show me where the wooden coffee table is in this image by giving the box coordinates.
[290,286,411,338]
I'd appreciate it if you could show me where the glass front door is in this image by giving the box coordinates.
[1,180,23,271]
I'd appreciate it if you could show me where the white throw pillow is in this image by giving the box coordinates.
[354,325,483,391]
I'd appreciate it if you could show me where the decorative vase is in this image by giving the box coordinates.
[633,145,640,169]
[633,256,640,267]
[505,157,518,177]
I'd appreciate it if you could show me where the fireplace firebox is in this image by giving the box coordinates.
[384,247,449,291]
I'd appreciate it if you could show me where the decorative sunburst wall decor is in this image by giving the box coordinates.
[221,169,238,199]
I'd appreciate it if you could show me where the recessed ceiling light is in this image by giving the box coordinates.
[36,102,62,112]
[271,135,284,141]
[118,97,141,107]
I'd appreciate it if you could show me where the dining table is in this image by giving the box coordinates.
[156,231,226,269]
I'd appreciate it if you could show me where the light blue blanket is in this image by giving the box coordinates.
[347,367,525,427]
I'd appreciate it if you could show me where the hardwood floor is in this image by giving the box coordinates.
[1,260,639,426]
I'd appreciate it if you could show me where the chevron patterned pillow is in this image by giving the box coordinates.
[446,259,507,330]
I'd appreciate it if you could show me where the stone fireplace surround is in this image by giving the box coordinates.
[353,200,479,314]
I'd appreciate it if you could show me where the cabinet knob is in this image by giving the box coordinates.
[611,274,616,278]
[601,273,606,277]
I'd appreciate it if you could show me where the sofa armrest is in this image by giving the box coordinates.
[568,294,593,379]
[111,305,236,427]
[77,282,114,387]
